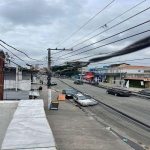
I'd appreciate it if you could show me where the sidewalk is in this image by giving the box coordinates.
[38,84,133,150]
[97,82,143,92]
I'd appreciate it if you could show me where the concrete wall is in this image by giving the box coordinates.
[4,80,31,91]
[0,101,18,149]
[122,68,144,74]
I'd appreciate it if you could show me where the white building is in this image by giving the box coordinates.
[4,67,38,91]
[104,65,150,88]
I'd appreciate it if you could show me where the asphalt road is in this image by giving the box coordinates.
[60,78,150,125]
[51,78,150,149]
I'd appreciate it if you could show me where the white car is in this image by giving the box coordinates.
[73,93,98,106]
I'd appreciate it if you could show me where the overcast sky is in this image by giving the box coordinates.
[0,0,150,69]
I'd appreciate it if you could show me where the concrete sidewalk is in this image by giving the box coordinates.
[85,81,144,93]
[38,84,133,150]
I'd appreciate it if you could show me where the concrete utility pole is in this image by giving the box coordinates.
[16,65,18,92]
[47,48,73,110]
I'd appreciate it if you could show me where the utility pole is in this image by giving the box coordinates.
[47,48,73,110]
[16,65,18,92]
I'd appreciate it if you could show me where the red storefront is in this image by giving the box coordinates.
[82,72,94,81]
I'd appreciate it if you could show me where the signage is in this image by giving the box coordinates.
[103,66,109,69]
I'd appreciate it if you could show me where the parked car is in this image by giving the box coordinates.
[73,93,98,106]
[106,88,132,97]
[50,82,57,86]
[74,79,83,85]
[62,89,78,98]
[138,89,150,96]
[84,93,98,105]
[91,81,99,85]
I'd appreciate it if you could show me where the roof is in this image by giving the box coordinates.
[76,93,84,96]
[3,90,29,100]
[124,77,150,81]
[82,75,94,79]
[4,66,39,72]
[119,65,150,69]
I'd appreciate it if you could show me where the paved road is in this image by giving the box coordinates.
[39,79,134,150]
[55,78,150,148]
[60,78,150,126]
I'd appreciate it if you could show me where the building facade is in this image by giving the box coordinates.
[104,65,150,88]
[4,67,38,91]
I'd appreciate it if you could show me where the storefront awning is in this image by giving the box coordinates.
[82,76,94,79]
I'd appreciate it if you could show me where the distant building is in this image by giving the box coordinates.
[104,64,150,88]
[4,67,38,91]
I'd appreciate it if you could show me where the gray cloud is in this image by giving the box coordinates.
[0,0,66,25]
[0,0,149,68]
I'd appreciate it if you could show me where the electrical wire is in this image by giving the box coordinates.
[92,57,150,65]
[0,44,27,63]
[70,6,150,48]
[0,39,39,61]
[90,36,150,62]
[56,0,115,48]
[56,29,150,64]
[6,59,24,68]
[66,0,146,49]
[59,19,150,58]
[52,0,147,56]
[54,33,150,69]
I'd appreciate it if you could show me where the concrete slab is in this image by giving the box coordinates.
[0,102,18,149]
[18,100,43,107]
[13,107,46,118]
[13,148,57,150]
[2,118,55,149]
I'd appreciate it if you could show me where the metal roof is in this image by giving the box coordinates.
[3,90,29,100]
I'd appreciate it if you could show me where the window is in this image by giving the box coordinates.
[144,70,150,73]
[138,70,141,72]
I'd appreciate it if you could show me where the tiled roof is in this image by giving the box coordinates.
[124,77,150,81]
[119,65,150,69]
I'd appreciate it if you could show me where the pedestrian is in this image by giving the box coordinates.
[39,86,42,92]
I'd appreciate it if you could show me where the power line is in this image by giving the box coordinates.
[6,58,24,68]
[53,35,150,69]
[90,35,150,62]
[55,32,150,67]
[92,57,150,65]
[59,19,150,58]
[70,6,150,49]
[52,0,146,56]
[66,0,146,49]
[0,39,39,61]
[56,0,115,48]
[0,44,27,63]
[59,30,150,61]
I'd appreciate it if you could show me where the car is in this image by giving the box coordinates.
[62,89,78,98]
[91,81,99,85]
[50,82,57,86]
[84,93,98,105]
[138,89,150,96]
[74,79,84,85]
[73,93,98,106]
[106,88,132,97]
